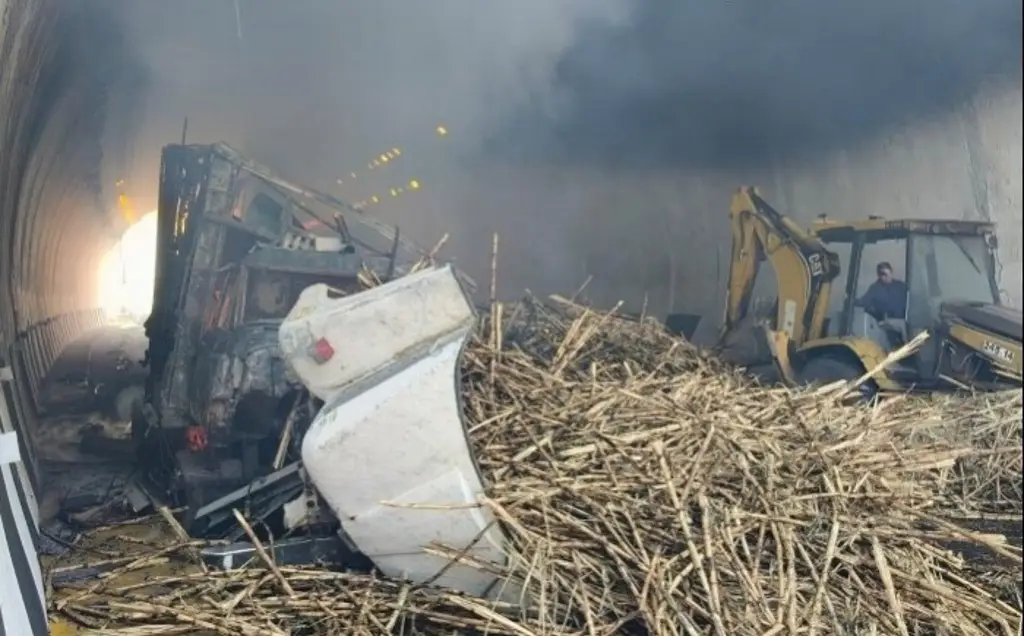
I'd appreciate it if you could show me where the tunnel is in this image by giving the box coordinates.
[0,0,1020,632]
[0,1,145,500]
[0,0,1020,483]
[0,0,1019,501]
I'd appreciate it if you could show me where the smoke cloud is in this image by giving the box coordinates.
[498,0,1022,170]
[92,0,1020,318]
[24,0,146,236]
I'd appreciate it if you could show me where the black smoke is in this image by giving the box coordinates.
[26,1,148,223]
[492,0,1023,170]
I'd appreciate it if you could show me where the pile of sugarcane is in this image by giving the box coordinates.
[47,296,1022,635]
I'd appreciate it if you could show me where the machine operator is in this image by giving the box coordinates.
[857,261,908,322]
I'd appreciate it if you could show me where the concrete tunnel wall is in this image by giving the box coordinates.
[540,83,1023,338]
[403,91,1020,340]
[0,0,138,485]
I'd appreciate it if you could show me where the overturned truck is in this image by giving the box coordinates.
[135,142,426,513]
[135,142,509,598]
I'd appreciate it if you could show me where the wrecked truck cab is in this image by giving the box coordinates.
[187,247,387,449]
[137,142,421,514]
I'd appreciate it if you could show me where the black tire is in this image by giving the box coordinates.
[797,356,878,402]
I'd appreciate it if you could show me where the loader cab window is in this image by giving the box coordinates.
[843,237,908,352]
[905,234,998,331]
[824,242,851,336]
[853,239,907,307]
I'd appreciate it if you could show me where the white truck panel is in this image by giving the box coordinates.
[280,265,514,599]
[279,265,476,404]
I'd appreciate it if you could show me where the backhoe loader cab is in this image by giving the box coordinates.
[816,219,998,326]
[811,219,1011,372]
[719,187,1021,395]
[791,218,1021,392]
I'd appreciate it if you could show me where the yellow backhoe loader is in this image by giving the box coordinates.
[715,186,1022,397]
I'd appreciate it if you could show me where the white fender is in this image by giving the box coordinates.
[279,265,513,599]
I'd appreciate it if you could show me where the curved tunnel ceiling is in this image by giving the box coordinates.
[1,1,143,347]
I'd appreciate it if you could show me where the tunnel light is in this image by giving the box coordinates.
[117,193,138,225]
[408,179,421,190]
[392,148,402,156]
[390,188,399,197]
[436,125,448,136]
[371,195,380,204]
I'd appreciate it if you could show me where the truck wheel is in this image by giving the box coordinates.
[797,356,877,402]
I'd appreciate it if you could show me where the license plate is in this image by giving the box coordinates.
[981,340,1015,362]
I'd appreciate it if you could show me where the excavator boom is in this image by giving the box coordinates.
[722,187,841,346]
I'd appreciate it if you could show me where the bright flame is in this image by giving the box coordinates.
[97,210,158,321]
[118,193,138,225]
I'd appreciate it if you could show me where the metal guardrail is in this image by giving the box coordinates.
[14,308,105,409]
[0,307,106,635]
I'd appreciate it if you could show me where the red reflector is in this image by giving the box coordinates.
[312,337,335,364]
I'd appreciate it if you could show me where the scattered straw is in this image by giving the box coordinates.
[48,295,1022,635]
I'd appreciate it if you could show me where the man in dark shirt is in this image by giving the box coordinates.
[857,261,907,321]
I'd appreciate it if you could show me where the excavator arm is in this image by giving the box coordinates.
[722,187,841,346]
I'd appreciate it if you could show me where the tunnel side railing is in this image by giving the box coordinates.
[2,307,107,489]
[0,307,104,636]
[15,308,106,408]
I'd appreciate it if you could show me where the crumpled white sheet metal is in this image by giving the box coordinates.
[279,265,517,600]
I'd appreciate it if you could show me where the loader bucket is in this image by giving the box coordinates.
[665,312,702,341]
[278,265,514,600]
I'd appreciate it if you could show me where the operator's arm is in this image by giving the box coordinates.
[857,283,888,320]
[856,282,880,311]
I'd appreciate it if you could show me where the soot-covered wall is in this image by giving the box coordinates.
[0,0,142,403]
[558,88,1023,332]
[461,1,1023,333]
